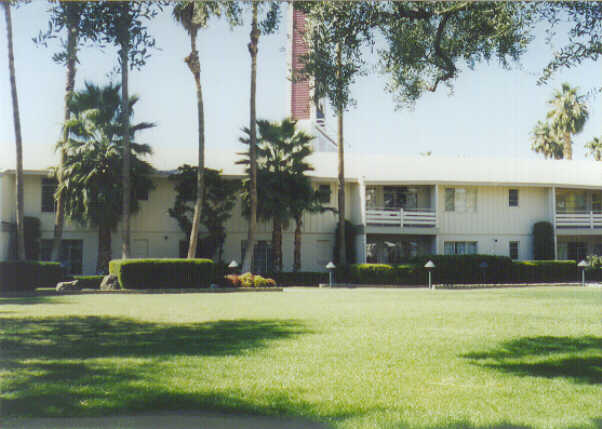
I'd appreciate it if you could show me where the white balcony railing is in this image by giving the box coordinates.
[556,211,602,229]
[366,207,436,228]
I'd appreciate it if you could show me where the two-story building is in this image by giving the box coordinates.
[0,153,600,275]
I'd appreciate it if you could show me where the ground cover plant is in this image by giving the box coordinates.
[0,288,600,428]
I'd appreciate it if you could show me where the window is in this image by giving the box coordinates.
[366,242,377,263]
[557,241,586,261]
[41,178,57,212]
[509,189,519,207]
[136,187,149,201]
[365,187,377,209]
[556,190,586,213]
[317,184,331,204]
[445,188,477,212]
[444,241,477,255]
[509,241,519,260]
[383,186,418,210]
[593,192,601,212]
[41,239,83,275]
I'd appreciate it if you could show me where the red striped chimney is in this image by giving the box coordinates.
[291,7,311,120]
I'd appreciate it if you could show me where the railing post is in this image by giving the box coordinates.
[400,208,404,230]
[591,211,594,229]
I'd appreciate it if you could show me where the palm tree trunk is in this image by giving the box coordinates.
[120,5,131,259]
[186,30,205,259]
[243,2,259,273]
[336,42,346,266]
[96,223,112,274]
[51,20,79,262]
[271,216,282,272]
[293,214,302,272]
[3,3,25,261]
[563,132,572,160]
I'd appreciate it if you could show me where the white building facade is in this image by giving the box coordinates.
[1,155,600,275]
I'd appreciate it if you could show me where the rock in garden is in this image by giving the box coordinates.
[56,280,80,293]
[100,274,120,291]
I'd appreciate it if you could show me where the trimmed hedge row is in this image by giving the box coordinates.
[0,261,63,294]
[109,258,215,289]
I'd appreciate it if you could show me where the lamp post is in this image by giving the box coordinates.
[479,261,488,285]
[424,260,435,290]
[577,260,589,286]
[326,262,336,287]
[228,260,239,275]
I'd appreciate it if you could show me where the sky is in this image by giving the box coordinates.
[1,1,601,172]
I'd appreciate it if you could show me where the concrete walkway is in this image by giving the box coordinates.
[2,411,329,429]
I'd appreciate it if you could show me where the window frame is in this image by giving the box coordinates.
[317,184,332,205]
[509,241,519,260]
[41,178,58,213]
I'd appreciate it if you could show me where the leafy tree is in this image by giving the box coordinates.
[56,82,155,273]
[241,1,281,273]
[3,1,25,260]
[535,2,602,89]
[168,165,239,262]
[239,118,313,272]
[34,1,100,263]
[545,83,589,160]
[585,137,602,161]
[172,1,241,259]
[531,120,563,160]
[93,1,163,259]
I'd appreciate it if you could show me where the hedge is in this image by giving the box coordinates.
[73,275,104,289]
[270,272,328,286]
[109,258,215,289]
[0,261,63,294]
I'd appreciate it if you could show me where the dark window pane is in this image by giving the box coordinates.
[41,178,57,212]
[509,189,519,207]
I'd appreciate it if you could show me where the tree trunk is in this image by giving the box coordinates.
[96,223,112,274]
[336,43,346,266]
[563,132,572,160]
[186,29,205,259]
[242,2,259,273]
[120,6,131,259]
[51,20,79,262]
[3,3,25,261]
[293,214,302,272]
[271,216,282,272]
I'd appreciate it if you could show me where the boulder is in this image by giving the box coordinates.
[100,274,120,291]
[56,280,80,293]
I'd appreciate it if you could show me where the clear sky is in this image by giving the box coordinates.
[1,2,601,171]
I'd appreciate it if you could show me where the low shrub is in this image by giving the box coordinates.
[73,275,104,289]
[223,274,241,288]
[239,272,254,288]
[109,258,215,289]
[254,275,268,288]
[270,272,328,286]
[512,260,577,283]
[265,278,277,287]
[0,260,63,294]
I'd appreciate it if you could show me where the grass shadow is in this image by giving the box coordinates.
[0,295,67,305]
[0,316,309,417]
[463,336,602,385]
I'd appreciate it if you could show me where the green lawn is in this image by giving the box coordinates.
[1,287,600,428]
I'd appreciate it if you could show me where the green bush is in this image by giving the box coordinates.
[109,258,214,290]
[271,272,328,286]
[0,260,63,294]
[239,272,254,288]
[73,275,104,289]
[512,260,577,283]
[349,264,396,283]
[254,275,268,288]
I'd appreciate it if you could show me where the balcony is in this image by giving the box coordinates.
[555,211,602,229]
[366,207,437,228]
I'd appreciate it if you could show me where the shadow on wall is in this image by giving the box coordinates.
[463,336,602,385]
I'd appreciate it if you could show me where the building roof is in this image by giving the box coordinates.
[3,151,601,189]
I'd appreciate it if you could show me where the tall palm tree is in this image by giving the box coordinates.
[546,83,589,160]
[585,137,602,161]
[172,1,222,259]
[3,2,25,260]
[531,120,563,160]
[56,83,155,273]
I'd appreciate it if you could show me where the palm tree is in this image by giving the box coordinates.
[56,83,155,273]
[585,137,602,161]
[172,1,223,259]
[546,83,589,160]
[3,2,25,260]
[531,120,563,160]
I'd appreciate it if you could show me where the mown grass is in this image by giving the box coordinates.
[0,287,600,428]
